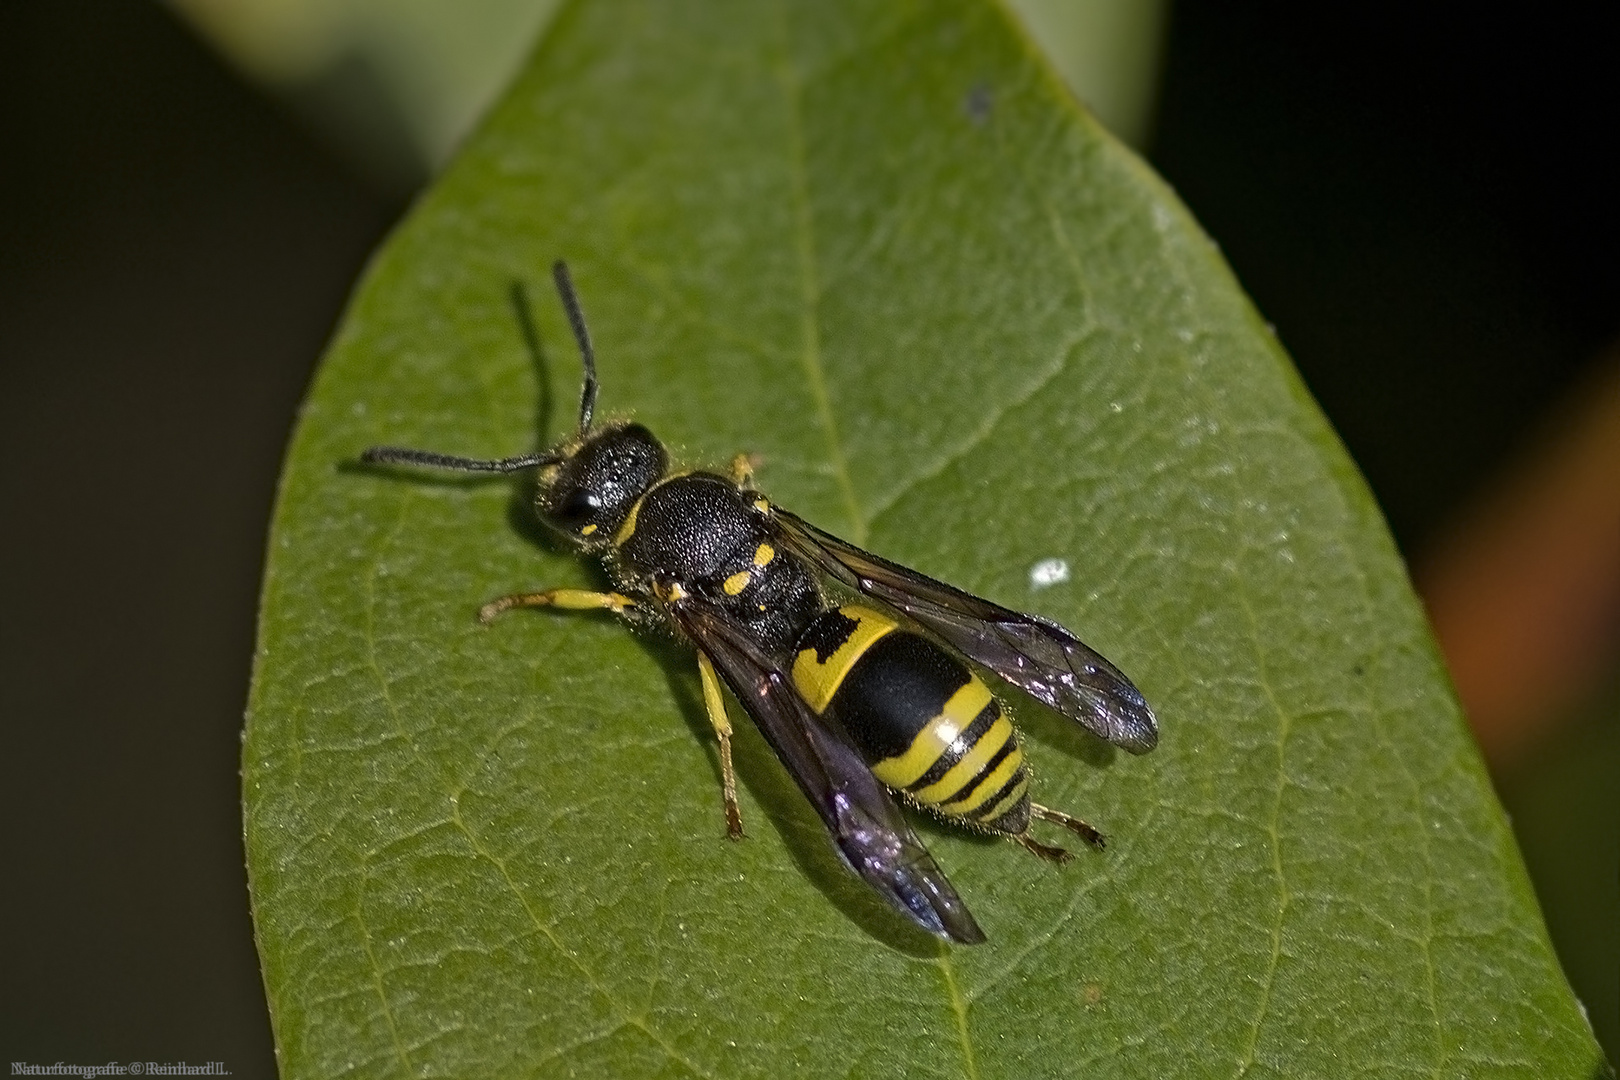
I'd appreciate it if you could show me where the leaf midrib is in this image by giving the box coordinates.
[775,0,865,549]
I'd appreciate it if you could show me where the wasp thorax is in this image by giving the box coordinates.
[538,422,668,542]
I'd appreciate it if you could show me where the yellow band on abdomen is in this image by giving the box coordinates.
[869,680,994,790]
[911,714,1016,807]
[791,606,898,715]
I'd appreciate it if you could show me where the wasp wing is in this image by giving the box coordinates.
[670,594,986,945]
[771,508,1158,754]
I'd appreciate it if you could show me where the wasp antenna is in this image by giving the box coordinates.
[552,260,598,435]
[360,446,559,473]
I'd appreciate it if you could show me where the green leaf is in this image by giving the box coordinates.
[244,1,1607,1077]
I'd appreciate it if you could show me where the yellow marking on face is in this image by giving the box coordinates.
[658,581,687,603]
[868,680,993,790]
[580,523,598,536]
[753,543,775,567]
[791,605,897,714]
[938,735,1023,815]
[722,570,753,596]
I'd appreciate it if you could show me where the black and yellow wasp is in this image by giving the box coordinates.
[362,262,1158,944]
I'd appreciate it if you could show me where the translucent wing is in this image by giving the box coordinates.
[771,508,1158,754]
[669,593,986,945]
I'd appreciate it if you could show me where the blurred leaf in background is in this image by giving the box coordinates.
[1419,353,1620,1054]
[166,0,565,192]
[166,0,1166,193]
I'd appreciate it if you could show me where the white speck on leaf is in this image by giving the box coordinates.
[1029,558,1069,589]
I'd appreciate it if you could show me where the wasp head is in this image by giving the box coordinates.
[536,422,667,547]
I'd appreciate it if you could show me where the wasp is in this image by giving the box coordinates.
[362,262,1158,944]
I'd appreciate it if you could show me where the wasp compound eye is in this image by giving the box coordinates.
[559,489,602,520]
[539,422,668,542]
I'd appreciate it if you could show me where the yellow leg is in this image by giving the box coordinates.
[729,452,757,487]
[697,651,744,840]
[478,588,635,624]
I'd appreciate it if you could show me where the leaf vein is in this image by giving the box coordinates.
[357,494,426,1076]
[776,0,864,544]
[935,944,982,1080]
[865,329,1093,528]
[1230,583,1293,1079]
[361,492,715,1080]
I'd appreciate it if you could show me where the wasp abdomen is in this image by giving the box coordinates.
[791,605,1032,834]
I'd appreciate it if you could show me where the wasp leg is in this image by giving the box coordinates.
[729,452,757,487]
[696,651,745,840]
[1015,833,1075,864]
[1031,803,1106,851]
[478,589,636,624]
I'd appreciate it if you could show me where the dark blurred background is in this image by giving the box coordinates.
[3,2,1614,1072]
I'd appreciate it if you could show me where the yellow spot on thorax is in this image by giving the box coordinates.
[614,496,643,544]
[581,523,598,536]
[721,570,752,596]
[612,470,690,546]
[753,543,775,567]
